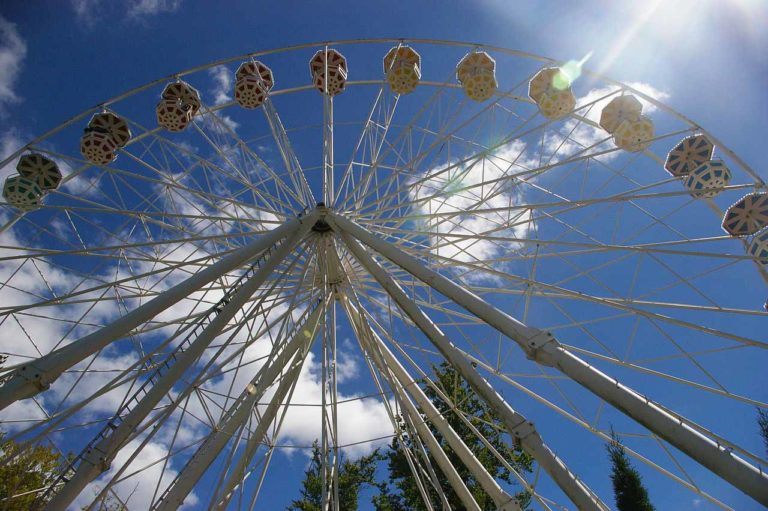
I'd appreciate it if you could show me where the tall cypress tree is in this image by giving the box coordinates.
[288,440,381,511]
[758,408,768,457]
[374,362,533,510]
[606,429,655,511]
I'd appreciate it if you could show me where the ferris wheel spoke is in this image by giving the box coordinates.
[340,71,470,211]
[486,353,735,511]
[38,224,312,510]
[392,238,768,349]
[338,224,608,510]
[332,212,768,504]
[373,227,756,269]
[358,180,751,236]
[261,96,315,206]
[0,229,271,266]
[213,347,312,510]
[349,69,553,216]
[143,133,295,224]
[0,247,238,322]
[189,108,301,215]
[345,291,532,509]
[119,147,288,226]
[335,82,398,206]
[353,83,634,219]
[152,296,324,510]
[363,118,693,229]
[565,342,766,410]
[104,134,284,229]
[0,212,317,414]
[355,300,558,510]
[371,225,753,301]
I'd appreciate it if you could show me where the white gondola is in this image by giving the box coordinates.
[456,51,497,102]
[613,115,654,152]
[309,49,348,96]
[749,227,768,263]
[600,95,642,134]
[664,134,714,177]
[17,153,62,191]
[157,81,201,131]
[235,61,274,109]
[384,46,421,95]
[683,159,731,198]
[3,175,43,209]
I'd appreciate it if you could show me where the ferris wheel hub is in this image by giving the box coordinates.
[311,203,333,232]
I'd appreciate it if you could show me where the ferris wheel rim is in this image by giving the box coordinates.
[0,38,765,511]
[1,37,764,186]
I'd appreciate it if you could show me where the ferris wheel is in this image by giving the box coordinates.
[0,39,766,510]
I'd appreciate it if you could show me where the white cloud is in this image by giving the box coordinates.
[0,128,24,180]
[274,350,394,458]
[0,16,27,112]
[208,65,233,106]
[194,110,240,136]
[409,140,536,274]
[127,0,183,18]
[71,0,184,24]
[73,438,198,511]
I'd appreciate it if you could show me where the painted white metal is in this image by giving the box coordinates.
[322,50,334,206]
[332,212,768,507]
[214,307,321,510]
[350,301,481,511]
[355,314,440,511]
[334,225,607,511]
[153,299,324,510]
[343,295,522,510]
[0,211,317,412]
[1,40,764,510]
[262,97,315,206]
[42,219,312,511]
[216,352,309,509]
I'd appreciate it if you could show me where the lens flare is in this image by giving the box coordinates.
[553,51,593,90]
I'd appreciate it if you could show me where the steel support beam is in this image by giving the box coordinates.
[214,311,319,510]
[0,211,318,412]
[42,219,312,511]
[335,225,606,511]
[262,97,314,206]
[343,295,521,510]
[331,212,768,507]
[322,51,334,206]
[153,299,324,510]
[347,298,480,511]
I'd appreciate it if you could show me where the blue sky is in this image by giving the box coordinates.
[0,1,766,510]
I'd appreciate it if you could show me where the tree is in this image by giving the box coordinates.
[288,440,381,511]
[0,433,63,510]
[758,408,768,457]
[374,362,533,511]
[606,429,655,511]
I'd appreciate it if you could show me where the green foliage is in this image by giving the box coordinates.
[0,432,63,510]
[86,494,128,511]
[758,408,768,457]
[287,440,381,511]
[606,430,655,511]
[374,362,533,511]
